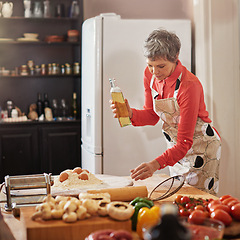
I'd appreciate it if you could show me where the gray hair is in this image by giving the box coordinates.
[144,29,181,62]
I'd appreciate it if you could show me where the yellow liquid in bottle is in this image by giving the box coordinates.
[111,91,131,127]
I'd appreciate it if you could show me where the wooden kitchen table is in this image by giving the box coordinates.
[0,174,239,240]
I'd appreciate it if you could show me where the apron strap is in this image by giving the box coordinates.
[173,73,182,98]
[150,75,159,99]
[150,72,182,99]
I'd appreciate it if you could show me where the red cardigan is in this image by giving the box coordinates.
[131,60,211,168]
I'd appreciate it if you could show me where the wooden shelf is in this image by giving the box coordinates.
[0,16,79,21]
[0,41,80,45]
[0,74,80,79]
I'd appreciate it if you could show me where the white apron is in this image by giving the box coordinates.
[150,73,221,195]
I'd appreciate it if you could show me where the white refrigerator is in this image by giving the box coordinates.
[81,13,191,176]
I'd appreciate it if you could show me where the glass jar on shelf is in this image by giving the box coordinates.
[48,63,52,75]
[41,64,46,75]
[73,62,80,75]
[20,65,29,76]
[65,63,72,75]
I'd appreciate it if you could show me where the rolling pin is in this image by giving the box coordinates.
[87,185,148,202]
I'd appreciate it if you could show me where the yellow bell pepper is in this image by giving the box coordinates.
[136,205,161,239]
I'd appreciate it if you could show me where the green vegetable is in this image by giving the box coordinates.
[130,197,154,208]
[131,201,151,231]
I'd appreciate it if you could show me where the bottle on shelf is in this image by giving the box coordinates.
[43,93,50,109]
[71,92,78,119]
[70,0,80,18]
[59,99,68,118]
[109,78,131,127]
[52,99,58,119]
[36,93,44,119]
[43,0,51,18]
[144,204,191,240]
[6,100,13,118]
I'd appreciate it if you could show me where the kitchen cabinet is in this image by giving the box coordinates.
[41,123,81,175]
[0,125,40,181]
[0,120,81,182]
[0,0,83,114]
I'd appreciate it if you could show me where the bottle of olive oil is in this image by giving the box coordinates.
[109,78,131,127]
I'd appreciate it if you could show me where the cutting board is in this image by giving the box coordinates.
[20,207,132,240]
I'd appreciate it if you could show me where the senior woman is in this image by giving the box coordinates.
[110,29,221,195]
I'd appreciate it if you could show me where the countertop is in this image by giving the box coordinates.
[0,174,238,240]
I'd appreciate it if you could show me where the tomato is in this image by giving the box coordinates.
[185,203,194,209]
[230,203,240,221]
[175,195,183,204]
[222,197,238,206]
[179,208,190,217]
[194,205,206,211]
[211,209,232,226]
[188,210,206,225]
[219,195,232,202]
[203,211,210,218]
[181,196,190,205]
[207,200,222,210]
[188,208,194,215]
[209,204,230,214]
[227,199,240,208]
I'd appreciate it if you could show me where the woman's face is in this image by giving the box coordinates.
[146,57,177,81]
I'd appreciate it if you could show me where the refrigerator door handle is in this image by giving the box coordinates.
[86,108,91,138]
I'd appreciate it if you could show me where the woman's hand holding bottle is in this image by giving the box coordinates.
[110,99,133,119]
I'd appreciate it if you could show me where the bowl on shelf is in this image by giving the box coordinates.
[179,217,225,240]
[23,33,39,39]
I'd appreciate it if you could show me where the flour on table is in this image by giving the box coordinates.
[53,169,103,190]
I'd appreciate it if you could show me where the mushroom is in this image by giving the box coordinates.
[79,193,111,203]
[51,205,64,219]
[57,200,67,210]
[64,200,78,213]
[55,195,71,203]
[98,200,110,216]
[62,212,78,223]
[41,209,52,220]
[70,197,82,206]
[76,205,87,220]
[107,201,134,221]
[32,203,52,221]
[36,202,51,212]
[82,199,99,215]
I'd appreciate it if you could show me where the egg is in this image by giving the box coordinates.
[72,167,83,174]
[78,172,89,180]
[59,171,69,182]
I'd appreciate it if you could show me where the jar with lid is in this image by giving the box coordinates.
[48,63,52,75]
[35,65,41,75]
[41,64,47,75]
[65,63,72,75]
[27,60,34,69]
[52,63,59,75]
[73,62,80,75]
[30,67,35,75]
[20,65,29,76]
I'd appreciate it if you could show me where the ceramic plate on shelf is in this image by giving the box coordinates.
[17,38,40,42]
[0,38,14,41]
